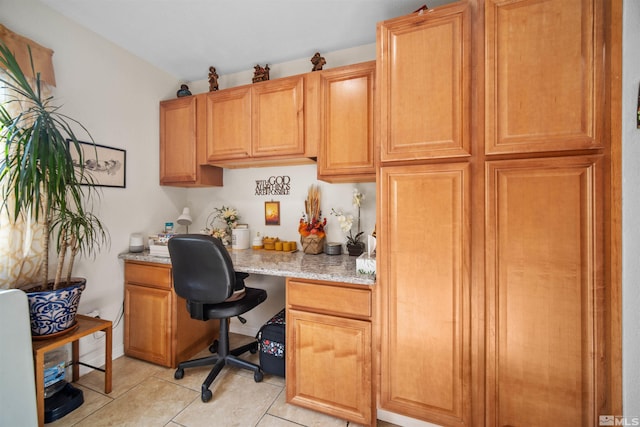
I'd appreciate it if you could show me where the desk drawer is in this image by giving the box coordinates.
[287,278,371,319]
[125,261,172,290]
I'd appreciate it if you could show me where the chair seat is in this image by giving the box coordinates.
[188,287,267,321]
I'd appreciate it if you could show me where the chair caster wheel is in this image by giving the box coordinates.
[201,388,212,402]
[174,368,184,380]
[254,370,264,382]
[209,340,219,354]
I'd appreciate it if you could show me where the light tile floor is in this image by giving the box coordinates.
[48,334,400,427]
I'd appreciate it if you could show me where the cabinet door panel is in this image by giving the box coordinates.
[378,2,470,162]
[379,163,470,425]
[485,156,603,426]
[485,0,602,153]
[286,309,372,426]
[160,96,197,183]
[205,86,251,161]
[252,76,304,157]
[318,62,375,182]
[124,284,172,367]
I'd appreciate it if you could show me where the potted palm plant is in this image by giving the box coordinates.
[0,41,109,336]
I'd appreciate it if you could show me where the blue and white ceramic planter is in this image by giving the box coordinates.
[25,279,86,336]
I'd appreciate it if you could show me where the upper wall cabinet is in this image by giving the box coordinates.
[205,86,252,162]
[316,61,376,183]
[485,0,603,154]
[205,74,317,168]
[159,95,223,187]
[378,2,471,163]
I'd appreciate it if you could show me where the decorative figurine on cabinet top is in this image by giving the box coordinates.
[176,84,192,98]
[208,66,219,92]
[252,64,270,83]
[310,52,326,71]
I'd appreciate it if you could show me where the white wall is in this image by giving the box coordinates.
[622,0,640,417]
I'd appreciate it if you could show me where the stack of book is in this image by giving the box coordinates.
[148,233,174,257]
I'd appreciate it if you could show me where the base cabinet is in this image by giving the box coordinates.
[286,278,374,426]
[124,261,218,368]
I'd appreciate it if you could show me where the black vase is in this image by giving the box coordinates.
[347,242,365,256]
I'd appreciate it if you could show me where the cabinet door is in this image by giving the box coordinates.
[485,156,604,427]
[160,96,198,184]
[124,283,172,367]
[378,1,471,163]
[317,61,375,183]
[252,75,305,158]
[205,85,252,162]
[286,309,372,426]
[485,0,603,154]
[379,163,471,426]
[160,95,222,187]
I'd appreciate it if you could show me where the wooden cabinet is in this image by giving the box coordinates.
[484,0,603,154]
[377,4,472,426]
[124,261,218,368]
[206,74,317,168]
[485,156,603,426]
[286,278,374,426]
[377,2,471,163]
[377,0,615,425]
[205,86,252,162]
[316,61,376,183]
[252,75,305,158]
[378,163,471,426]
[159,95,223,187]
[482,0,609,425]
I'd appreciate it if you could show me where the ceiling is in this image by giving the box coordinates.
[38,0,455,82]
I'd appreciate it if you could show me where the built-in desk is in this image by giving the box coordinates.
[118,248,376,426]
[119,248,375,285]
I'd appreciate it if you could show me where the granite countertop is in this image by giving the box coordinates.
[119,249,376,286]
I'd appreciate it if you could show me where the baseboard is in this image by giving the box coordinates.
[376,409,442,427]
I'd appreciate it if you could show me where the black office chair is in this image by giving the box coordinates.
[168,234,268,402]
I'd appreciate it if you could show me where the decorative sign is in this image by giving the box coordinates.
[255,176,291,196]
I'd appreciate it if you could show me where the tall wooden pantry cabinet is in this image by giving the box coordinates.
[376,0,618,426]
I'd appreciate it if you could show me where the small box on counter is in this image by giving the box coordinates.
[356,252,376,276]
[147,233,175,257]
[148,244,170,257]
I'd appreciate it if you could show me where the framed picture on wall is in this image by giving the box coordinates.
[265,201,280,226]
[68,140,126,188]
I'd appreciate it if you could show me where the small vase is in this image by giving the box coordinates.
[347,242,365,257]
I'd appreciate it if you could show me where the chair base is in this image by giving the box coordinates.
[174,318,263,402]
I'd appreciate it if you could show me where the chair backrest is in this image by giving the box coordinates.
[168,234,236,304]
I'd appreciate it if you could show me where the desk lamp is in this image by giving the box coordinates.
[177,207,193,233]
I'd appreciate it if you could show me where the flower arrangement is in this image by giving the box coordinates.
[299,185,326,254]
[202,205,239,246]
[214,205,240,229]
[209,227,232,246]
[299,185,326,238]
[330,209,362,246]
[331,188,366,255]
